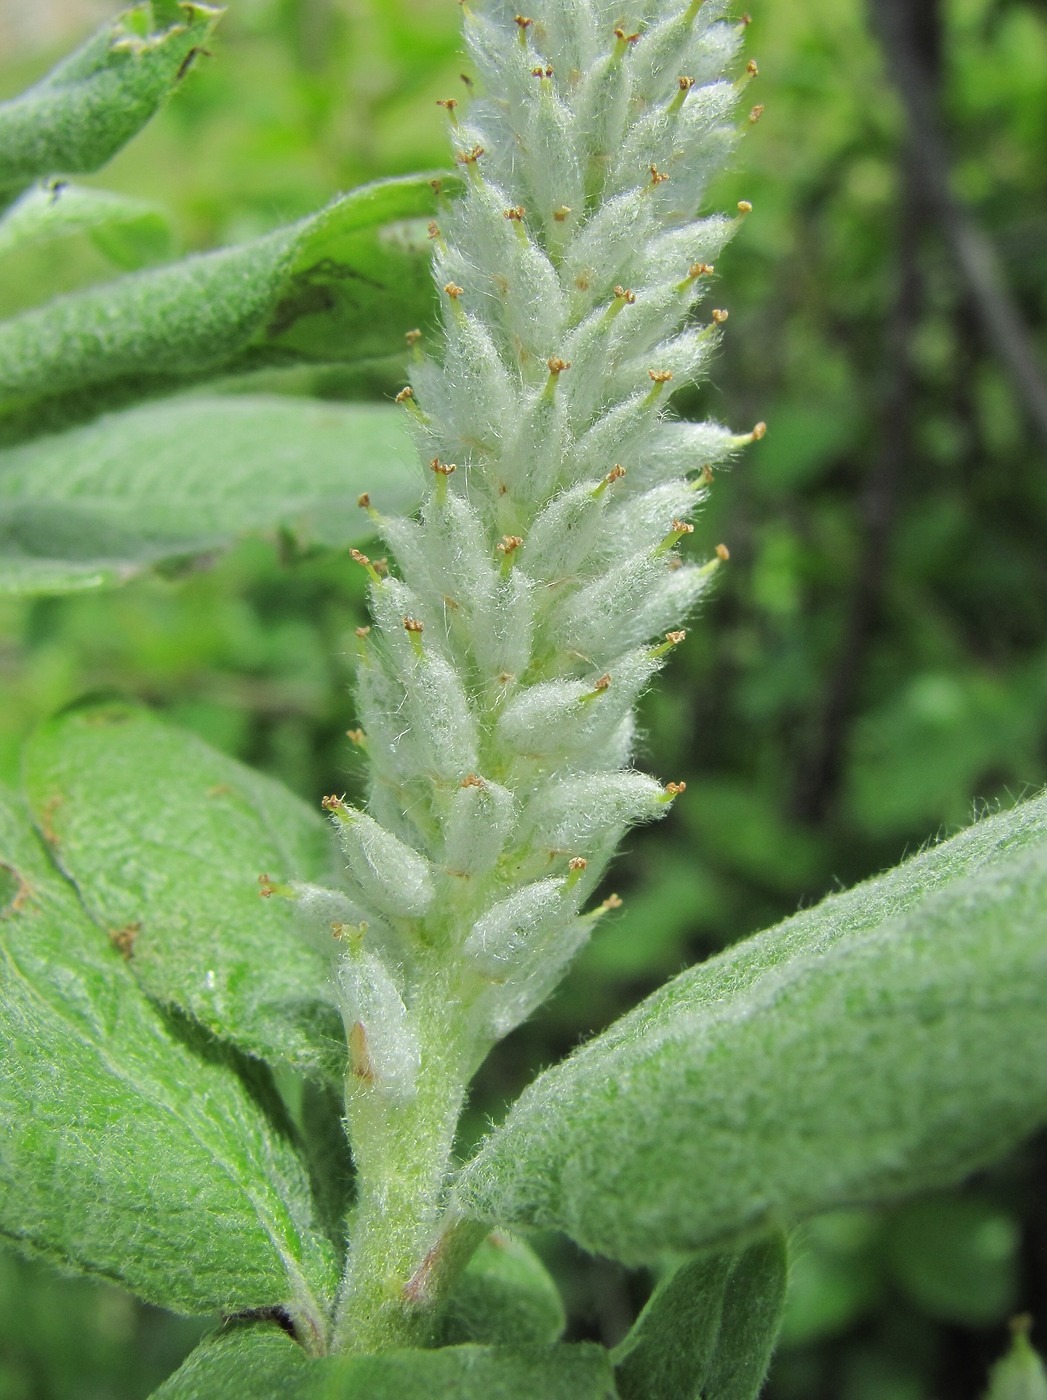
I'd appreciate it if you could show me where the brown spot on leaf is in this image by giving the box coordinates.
[0,863,33,919]
[109,922,141,960]
[39,795,64,847]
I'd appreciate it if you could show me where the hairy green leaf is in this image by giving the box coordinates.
[150,1329,616,1400]
[613,1254,730,1400]
[613,1234,786,1400]
[455,794,1047,1261]
[23,700,346,1082]
[0,394,418,594]
[0,173,457,442]
[0,3,222,202]
[441,1234,566,1347]
[701,1233,788,1400]
[0,784,336,1324]
[0,182,171,267]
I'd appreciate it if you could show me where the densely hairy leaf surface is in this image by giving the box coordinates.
[0,173,456,442]
[23,700,348,1082]
[150,1329,616,1399]
[0,395,418,594]
[0,784,336,1324]
[456,794,1047,1261]
[613,1233,786,1400]
[0,2,221,203]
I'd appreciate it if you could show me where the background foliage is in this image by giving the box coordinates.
[0,0,1045,1396]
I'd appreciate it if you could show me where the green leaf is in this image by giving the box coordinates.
[0,784,336,1324]
[613,1234,786,1400]
[0,394,419,594]
[441,1234,566,1347]
[0,182,172,267]
[150,1326,311,1397]
[455,793,1047,1262]
[150,1329,616,1400]
[984,1321,1047,1400]
[0,3,223,201]
[613,1254,730,1400]
[0,173,457,443]
[701,1233,788,1400]
[23,700,346,1082]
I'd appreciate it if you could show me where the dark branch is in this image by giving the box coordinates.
[870,0,1047,449]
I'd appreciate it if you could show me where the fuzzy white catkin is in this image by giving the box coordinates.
[315,0,755,1076]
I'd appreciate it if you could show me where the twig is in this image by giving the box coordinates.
[870,0,1047,449]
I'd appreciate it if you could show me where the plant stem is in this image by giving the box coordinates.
[330,972,479,1354]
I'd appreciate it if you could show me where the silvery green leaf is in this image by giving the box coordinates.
[0,173,458,442]
[455,794,1047,1262]
[0,395,418,595]
[0,3,222,203]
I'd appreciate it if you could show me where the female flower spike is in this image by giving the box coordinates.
[329,0,759,1354]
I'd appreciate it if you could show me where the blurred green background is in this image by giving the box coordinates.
[1,0,1046,1396]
